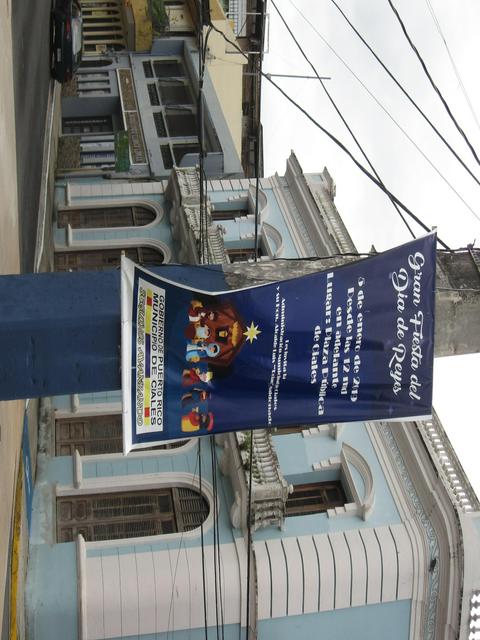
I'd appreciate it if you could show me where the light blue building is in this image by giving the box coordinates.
[27,155,480,639]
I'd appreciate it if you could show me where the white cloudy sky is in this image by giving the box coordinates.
[262,0,480,495]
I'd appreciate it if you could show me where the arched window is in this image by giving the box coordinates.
[56,486,208,542]
[57,205,156,229]
[54,246,164,271]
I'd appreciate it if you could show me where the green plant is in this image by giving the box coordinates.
[150,0,169,32]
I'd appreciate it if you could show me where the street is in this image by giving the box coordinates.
[12,0,53,273]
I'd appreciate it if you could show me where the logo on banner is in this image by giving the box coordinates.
[134,279,166,433]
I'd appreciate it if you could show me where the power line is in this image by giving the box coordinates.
[327,0,480,191]
[208,21,451,250]
[245,2,267,637]
[423,0,480,136]
[285,0,480,224]
[197,9,211,639]
[271,0,416,238]
[198,439,209,640]
[210,440,221,640]
[386,0,480,167]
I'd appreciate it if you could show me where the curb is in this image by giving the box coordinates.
[34,79,59,274]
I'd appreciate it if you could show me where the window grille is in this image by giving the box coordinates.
[160,144,174,169]
[57,205,155,229]
[143,61,154,78]
[54,246,164,272]
[148,83,160,106]
[153,112,167,137]
[56,487,208,542]
[55,416,188,455]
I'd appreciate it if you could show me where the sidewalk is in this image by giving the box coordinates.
[0,0,25,636]
[0,0,59,635]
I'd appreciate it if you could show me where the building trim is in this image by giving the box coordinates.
[367,420,463,640]
[312,443,375,521]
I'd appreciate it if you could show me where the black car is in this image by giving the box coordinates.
[51,0,83,83]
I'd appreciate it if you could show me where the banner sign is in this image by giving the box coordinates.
[121,235,436,452]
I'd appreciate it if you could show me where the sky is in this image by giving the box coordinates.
[261,0,480,497]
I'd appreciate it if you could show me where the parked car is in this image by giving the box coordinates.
[51,0,83,83]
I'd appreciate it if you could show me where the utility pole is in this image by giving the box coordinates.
[0,250,478,400]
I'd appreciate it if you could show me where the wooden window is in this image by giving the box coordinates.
[211,209,248,221]
[285,481,346,517]
[55,415,187,455]
[273,426,307,435]
[54,246,164,271]
[57,206,155,229]
[56,487,208,542]
[56,415,123,455]
[226,246,264,263]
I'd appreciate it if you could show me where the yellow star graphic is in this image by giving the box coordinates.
[244,321,261,344]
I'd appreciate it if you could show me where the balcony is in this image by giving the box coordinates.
[165,166,229,264]
[218,430,290,532]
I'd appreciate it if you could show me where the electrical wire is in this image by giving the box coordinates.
[284,0,480,224]
[165,450,201,640]
[208,21,452,251]
[423,0,480,136]
[271,0,415,238]
[245,2,267,638]
[327,0,480,190]
[210,441,226,639]
[209,440,220,640]
[198,438,209,640]
[386,0,480,167]
[197,9,210,639]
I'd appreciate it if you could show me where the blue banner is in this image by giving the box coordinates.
[121,235,436,451]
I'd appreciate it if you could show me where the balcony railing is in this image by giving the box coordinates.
[218,430,290,532]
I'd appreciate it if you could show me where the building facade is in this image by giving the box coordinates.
[26,149,480,639]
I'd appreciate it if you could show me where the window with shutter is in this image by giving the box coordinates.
[56,487,208,542]
[57,206,155,229]
[54,246,164,271]
[273,426,307,435]
[285,481,347,517]
[55,416,188,456]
